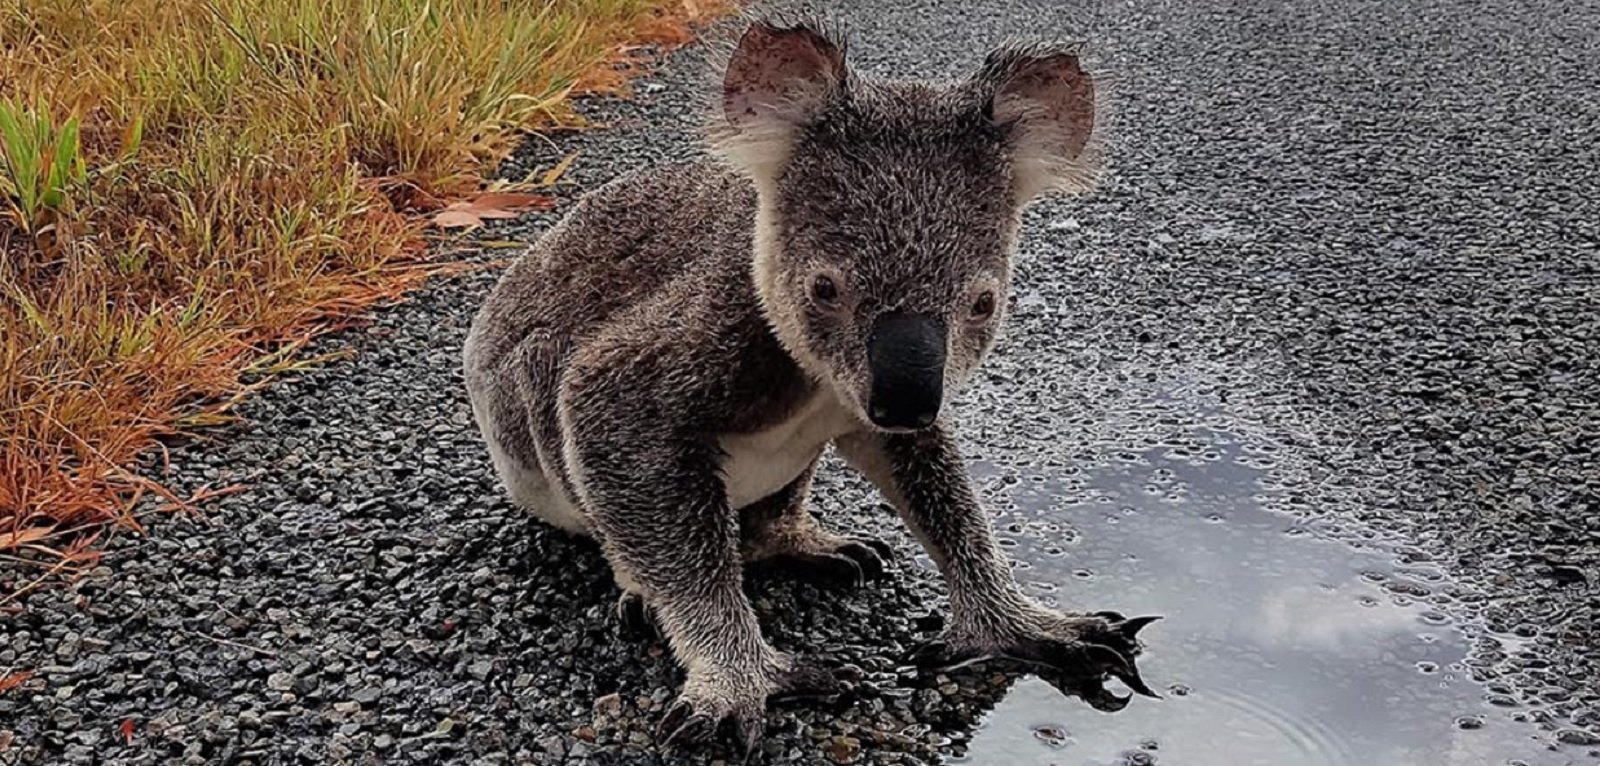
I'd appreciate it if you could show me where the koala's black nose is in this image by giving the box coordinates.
[866,312,947,430]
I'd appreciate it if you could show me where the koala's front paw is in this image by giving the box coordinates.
[758,536,894,588]
[908,610,1161,709]
[658,660,844,759]
[657,684,764,758]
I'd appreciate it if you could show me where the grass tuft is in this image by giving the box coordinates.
[0,0,724,572]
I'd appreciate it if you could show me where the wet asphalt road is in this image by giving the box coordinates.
[2,0,1597,763]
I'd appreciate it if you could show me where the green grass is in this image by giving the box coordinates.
[0,0,723,572]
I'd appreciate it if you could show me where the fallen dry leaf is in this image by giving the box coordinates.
[432,192,555,229]
[431,210,485,229]
[472,192,551,212]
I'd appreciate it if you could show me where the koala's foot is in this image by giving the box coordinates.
[745,518,893,589]
[908,610,1161,710]
[615,591,661,642]
[658,660,843,759]
[751,534,892,588]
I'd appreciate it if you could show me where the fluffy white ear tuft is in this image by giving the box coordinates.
[977,45,1098,202]
[711,18,846,183]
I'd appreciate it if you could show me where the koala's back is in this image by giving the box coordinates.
[466,159,758,371]
[463,158,788,531]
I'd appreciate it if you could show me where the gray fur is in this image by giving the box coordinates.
[463,16,1146,753]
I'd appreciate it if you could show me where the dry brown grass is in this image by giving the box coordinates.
[0,0,724,575]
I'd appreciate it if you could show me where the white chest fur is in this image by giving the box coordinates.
[718,393,859,510]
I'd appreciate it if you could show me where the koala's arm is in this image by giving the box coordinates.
[557,335,779,681]
[836,427,1038,641]
[838,426,1162,694]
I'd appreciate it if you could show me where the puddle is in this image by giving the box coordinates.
[951,429,1587,766]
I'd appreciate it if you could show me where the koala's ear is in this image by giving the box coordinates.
[723,19,846,129]
[974,44,1098,201]
[712,19,845,182]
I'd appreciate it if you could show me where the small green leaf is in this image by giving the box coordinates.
[0,100,42,218]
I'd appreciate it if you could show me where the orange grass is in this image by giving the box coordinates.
[0,0,725,572]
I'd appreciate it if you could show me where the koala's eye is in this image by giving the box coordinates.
[970,291,997,321]
[811,274,839,305]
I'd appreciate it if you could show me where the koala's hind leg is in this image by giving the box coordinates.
[467,337,590,534]
[740,459,893,588]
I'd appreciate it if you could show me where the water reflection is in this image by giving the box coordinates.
[952,430,1582,766]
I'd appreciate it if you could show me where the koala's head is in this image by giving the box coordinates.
[709,17,1099,432]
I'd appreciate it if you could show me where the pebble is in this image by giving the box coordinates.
[824,736,862,764]
[1556,729,1600,746]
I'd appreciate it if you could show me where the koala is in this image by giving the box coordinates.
[463,15,1158,757]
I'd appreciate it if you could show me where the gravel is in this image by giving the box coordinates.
[2,0,1597,763]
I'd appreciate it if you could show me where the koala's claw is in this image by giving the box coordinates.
[788,551,866,586]
[906,613,1162,705]
[615,592,660,642]
[834,537,892,581]
[655,661,839,760]
[1091,611,1161,641]
[658,701,715,747]
[844,537,894,571]
[764,537,891,588]
[734,714,763,762]
[1019,613,1162,699]
[656,696,765,762]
